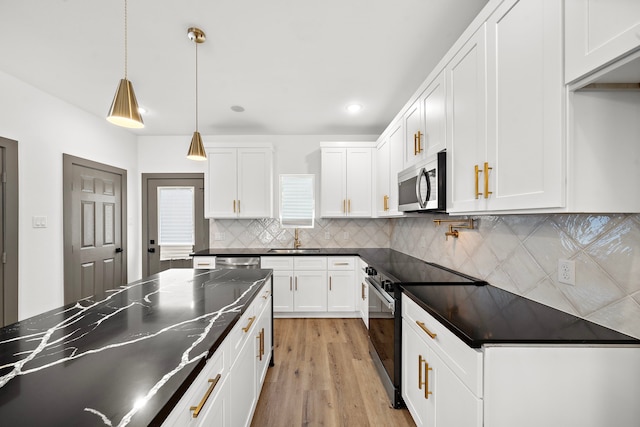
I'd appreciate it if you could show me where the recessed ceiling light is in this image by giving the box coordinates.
[231,105,245,112]
[346,103,363,113]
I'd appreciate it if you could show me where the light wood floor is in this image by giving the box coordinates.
[251,318,416,427]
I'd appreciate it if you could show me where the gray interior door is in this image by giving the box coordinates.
[63,155,127,304]
[0,137,18,326]
[142,174,208,277]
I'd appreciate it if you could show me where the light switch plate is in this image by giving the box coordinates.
[32,216,47,228]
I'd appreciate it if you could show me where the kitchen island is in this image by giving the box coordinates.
[0,268,273,426]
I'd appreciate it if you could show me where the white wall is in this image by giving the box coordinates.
[0,70,140,320]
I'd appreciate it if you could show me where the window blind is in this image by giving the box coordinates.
[280,174,315,228]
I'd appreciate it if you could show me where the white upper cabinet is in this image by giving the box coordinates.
[565,0,640,84]
[447,26,488,213]
[483,0,564,212]
[376,121,404,217]
[320,142,375,218]
[449,0,564,214]
[205,144,273,218]
[403,72,447,168]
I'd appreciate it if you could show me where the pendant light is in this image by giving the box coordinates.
[107,0,144,128]
[186,27,207,161]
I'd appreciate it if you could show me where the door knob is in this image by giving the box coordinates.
[115,247,123,253]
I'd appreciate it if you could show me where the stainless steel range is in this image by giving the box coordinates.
[364,262,485,408]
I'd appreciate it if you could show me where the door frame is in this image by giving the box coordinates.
[141,173,208,277]
[63,154,128,302]
[0,137,18,325]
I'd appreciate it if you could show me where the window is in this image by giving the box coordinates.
[157,187,195,260]
[279,174,315,228]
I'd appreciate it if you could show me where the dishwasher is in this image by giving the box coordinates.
[215,257,261,269]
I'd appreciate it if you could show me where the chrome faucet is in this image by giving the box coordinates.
[294,228,302,248]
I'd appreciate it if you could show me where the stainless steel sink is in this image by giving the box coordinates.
[268,248,321,254]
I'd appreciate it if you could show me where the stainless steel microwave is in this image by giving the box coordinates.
[398,151,446,212]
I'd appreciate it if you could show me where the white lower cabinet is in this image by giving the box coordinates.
[162,279,272,427]
[402,296,482,427]
[402,294,640,427]
[262,256,360,316]
[327,257,355,312]
[484,345,640,427]
[357,258,368,327]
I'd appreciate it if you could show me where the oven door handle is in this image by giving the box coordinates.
[366,278,395,311]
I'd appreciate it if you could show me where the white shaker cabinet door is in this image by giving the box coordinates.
[447,26,487,213]
[565,0,640,84]
[205,148,238,218]
[320,148,347,217]
[237,148,272,218]
[484,0,564,212]
[345,148,373,217]
[293,270,328,312]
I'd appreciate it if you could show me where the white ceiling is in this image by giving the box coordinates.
[0,0,487,136]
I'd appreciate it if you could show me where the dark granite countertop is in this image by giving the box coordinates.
[401,284,639,348]
[194,248,639,348]
[192,248,471,283]
[0,268,272,427]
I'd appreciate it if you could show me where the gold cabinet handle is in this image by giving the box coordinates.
[196,262,210,267]
[483,162,493,199]
[334,262,349,266]
[262,290,271,299]
[348,199,351,213]
[257,328,264,361]
[416,321,437,339]
[295,276,298,291]
[361,282,365,300]
[414,133,418,156]
[424,361,433,399]
[190,374,221,418]
[237,200,240,213]
[416,131,423,153]
[242,316,256,333]
[329,276,332,291]
[233,199,236,213]
[418,354,422,390]
[383,195,389,211]
[289,276,292,291]
[474,165,482,199]
[343,199,346,213]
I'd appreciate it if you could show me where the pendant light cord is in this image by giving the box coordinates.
[124,0,128,79]
[195,40,199,132]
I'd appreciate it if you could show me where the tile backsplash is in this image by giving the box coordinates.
[391,214,640,339]
[208,214,640,339]
[209,218,391,249]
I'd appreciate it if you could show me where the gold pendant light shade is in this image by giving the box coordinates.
[107,78,144,128]
[187,131,206,160]
[107,0,144,129]
[187,27,207,161]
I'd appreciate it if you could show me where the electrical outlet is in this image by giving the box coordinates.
[325,232,331,240]
[214,232,226,241]
[558,259,575,286]
[343,231,350,240]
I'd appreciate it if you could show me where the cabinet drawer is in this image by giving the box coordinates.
[251,279,272,320]
[193,256,216,269]
[293,256,327,270]
[402,294,483,397]
[260,256,294,270]
[328,256,355,270]
[162,339,228,426]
